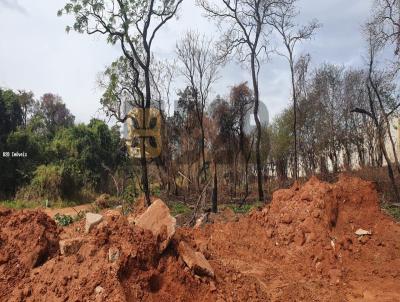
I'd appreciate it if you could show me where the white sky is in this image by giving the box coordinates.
[0,0,373,124]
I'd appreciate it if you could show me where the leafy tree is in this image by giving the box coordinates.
[0,89,23,144]
[59,0,183,206]
[0,89,24,197]
[51,119,123,195]
[36,93,75,137]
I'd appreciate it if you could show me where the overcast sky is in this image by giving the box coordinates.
[0,0,374,124]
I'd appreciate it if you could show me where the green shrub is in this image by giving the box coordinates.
[16,164,63,202]
[54,213,74,226]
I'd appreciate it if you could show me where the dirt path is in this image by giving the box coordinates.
[43,203,93,218]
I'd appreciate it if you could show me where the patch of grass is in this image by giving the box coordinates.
[382,203,400,222]
[49,200,81,208]
[0,199,37,209]
[228,201,265,214]
[169,202,190,216]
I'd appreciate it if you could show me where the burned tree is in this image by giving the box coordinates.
[352,27,400,201]
[176,31,221,183]
[230,82,254,197]
[269,2,320,179]
[198,0,293,201]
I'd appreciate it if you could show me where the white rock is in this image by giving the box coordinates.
[85,213,103,233]
[355,228,372,236]
[95,286,104,294]
[108,247,120,263]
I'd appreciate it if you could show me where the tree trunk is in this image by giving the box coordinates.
[371,79,400,174]
[367,84,400,201]
[251,53,264,201]
[211,161,218,213]
[289,58,298,179]
[200,123,207,181]
[141,66,151,206]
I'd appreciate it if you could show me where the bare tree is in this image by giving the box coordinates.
[198,0,293,201]
[370,0,400,57]
[352,27,400,201]
[269,3,320,179]
[176,31,221,182]
[59,0,183,206]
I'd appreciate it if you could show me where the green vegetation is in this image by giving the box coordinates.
[54,213,74,226]
[382,204,400,222]
[0,199,37,209]
[169,202,191,216]
[228,202,265,214]
[0,89,130,205]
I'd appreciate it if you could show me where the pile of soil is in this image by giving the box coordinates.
[5,211,215,302]
[183,175,400,301]
[0,209,59,301]
[0,175,399,301]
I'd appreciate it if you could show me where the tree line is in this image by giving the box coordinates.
[0,90,129,202]
[1,0,398,209]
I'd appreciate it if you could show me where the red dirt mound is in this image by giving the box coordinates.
[184,175,400,301]
[0,209,59,301]
[1,175,399,302]
[7,214,213,302]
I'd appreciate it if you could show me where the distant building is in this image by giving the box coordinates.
[243,100,269,135]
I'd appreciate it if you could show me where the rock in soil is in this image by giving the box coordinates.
[85,213,103,233]
[59,238,84,256]
[178,241,215,278]
[134,199,176,253]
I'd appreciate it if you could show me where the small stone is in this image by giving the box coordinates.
[355,228,372,236]
[85,213,103,234]
[95,286,104,294]
[59,238,84,256]
[108,247,120,263]
[178,241,214,278]
[210,281,217,292]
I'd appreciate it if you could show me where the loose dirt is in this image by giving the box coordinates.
[0,175,399,301]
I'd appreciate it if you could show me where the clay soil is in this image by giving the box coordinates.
[0,175,399,302]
